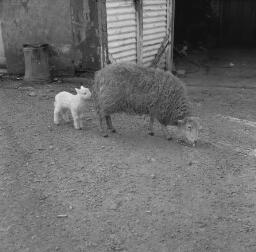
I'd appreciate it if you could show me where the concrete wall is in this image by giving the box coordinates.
[1,0,101,75]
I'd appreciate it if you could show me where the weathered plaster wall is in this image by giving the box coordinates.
[1,0,101,75]
[1,0,101,74]
[70,0,101,71]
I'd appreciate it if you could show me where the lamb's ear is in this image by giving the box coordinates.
[177,119,185,126]
[75,88,79,93]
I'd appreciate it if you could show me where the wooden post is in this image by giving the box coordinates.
[166,0,175,72]
[97,0,109,68]
[135,0,143,65]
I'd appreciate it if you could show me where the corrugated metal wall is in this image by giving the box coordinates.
[142,0,168,68]
[106,0,171,68]
[106,0,137,63]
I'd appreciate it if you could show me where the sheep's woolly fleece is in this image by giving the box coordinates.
[93,63,191,125]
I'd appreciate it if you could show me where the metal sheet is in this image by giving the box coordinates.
[142,0,169,68]
[106,0,137,63]
[106,0,172,67]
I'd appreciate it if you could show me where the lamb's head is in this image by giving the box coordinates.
[75,86,92,99]
[177,116,201,146]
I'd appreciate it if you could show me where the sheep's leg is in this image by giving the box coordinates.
[98,112,108,137]
[106,115,116,133]
[160,124,172,140]
[148,116,154,136]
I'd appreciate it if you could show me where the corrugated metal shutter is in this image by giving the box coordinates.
[142,0,168,68]
[106,0,137,63]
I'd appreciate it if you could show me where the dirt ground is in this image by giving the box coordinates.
[0,49,256,252]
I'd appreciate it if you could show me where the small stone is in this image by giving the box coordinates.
[151,174,156,179]
[176,69,186,77]
[104,199,121,210]
[57,214,68,218]
[39,195,48,201]
[28,91,37,97]
[249,149,256,157]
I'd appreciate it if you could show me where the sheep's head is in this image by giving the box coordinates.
[177,116,201,146]
[75,86,91,99]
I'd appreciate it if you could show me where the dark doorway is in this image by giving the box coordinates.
[174,0,217,49]
[220,0,256,47]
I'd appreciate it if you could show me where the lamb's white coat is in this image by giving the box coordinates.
[54,86,91,129]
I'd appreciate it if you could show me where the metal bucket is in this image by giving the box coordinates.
[23,44,50,82]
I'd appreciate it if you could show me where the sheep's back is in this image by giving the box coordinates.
[93,63,190,118]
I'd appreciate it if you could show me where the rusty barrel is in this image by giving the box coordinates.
[23,44,50,82]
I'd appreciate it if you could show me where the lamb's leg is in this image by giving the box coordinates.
[63,111,70,122]
[106,115,116,133]
[160,124,172,140]
[71,110,81,130]
[78,118,83,129]
[54,107,61,125]
[148,116,154,136]
[78,114,84,129]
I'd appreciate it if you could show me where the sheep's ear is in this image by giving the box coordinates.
[75,88,79,93]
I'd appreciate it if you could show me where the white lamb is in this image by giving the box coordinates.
[54,86,91,129]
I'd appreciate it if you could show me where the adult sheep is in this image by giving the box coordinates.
[92,63,200,146]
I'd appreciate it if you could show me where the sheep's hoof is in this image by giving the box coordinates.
[167,136,172,141]
[148,132,154,136]
[102,132,109,137]
[111,129,116,133]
